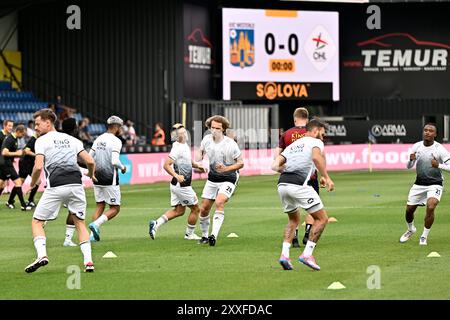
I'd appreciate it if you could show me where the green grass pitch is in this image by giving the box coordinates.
[1,170,450,299]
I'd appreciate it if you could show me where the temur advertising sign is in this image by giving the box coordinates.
[183,3,214,99]
[341,5,450,99]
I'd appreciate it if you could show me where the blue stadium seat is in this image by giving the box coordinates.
[88,123,106,135]
[0,85,92,133]
[0,81,11,90]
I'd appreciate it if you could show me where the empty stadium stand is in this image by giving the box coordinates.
[0,80,106,138]
[0,81,167,152]
[0,81,47,123]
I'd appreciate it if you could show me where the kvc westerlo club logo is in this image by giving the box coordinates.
[229,23,255,69]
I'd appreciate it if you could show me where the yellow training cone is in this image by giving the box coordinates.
[227,233,239,238]
[102,251,118,258]
[327,282,346,290]
[427,252,441,258]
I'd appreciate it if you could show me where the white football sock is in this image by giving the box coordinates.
[281,242,291,258]
[185,224,196,236]
[80,241,93,265]
[34,236,47,259]
[199,215,210,237]
[211,211,225,238]
[155,215,168,230]
[94,214,109,227]
[407,222,415,231]
[302,240,317,257]
[65,225,76,242]
[421,227,430,238]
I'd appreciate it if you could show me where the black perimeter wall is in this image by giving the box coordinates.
[18,0,184,136]
[17,0,450,136]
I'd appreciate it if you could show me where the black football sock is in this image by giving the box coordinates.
[8,187,17,204]
[15,186,27,207]
[28,185,39,203]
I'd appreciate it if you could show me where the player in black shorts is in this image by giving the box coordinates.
[0,119,14,197]
[0,124,32,211]
[19,133,40,207]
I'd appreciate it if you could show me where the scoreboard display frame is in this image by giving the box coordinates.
[222,8,340,101]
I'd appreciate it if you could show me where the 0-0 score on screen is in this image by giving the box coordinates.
[264,33,299,55]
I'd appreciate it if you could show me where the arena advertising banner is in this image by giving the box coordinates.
[325,120,423,144]
[14,142,441,191]
[17,143,438,189]
[183,3,214,98]
[323,144,440,171]
[118,144,450,185]
[115,150,275,185]
[341,6,450,99]
[222,8,339,101]
[15,142,446,190]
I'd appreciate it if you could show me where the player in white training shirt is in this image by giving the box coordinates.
[271,119,334,271]
[25,109,96,273]
[61,117,85,247]
[148,123,206,240]
[88,116,126,242]
[196,115,244,246]
[400,123,450,245]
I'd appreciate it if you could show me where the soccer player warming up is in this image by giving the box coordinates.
[400,123,450,246]
[271,119,334,271]
[1,125,32,210]
[60,117,84,247]
[149,123,206,240]
[24,109,96,273]
[19,132,40,208]
[196,115,244,246]
[88,116,127,242]
[0,119,14,200]
[275,107,318,247]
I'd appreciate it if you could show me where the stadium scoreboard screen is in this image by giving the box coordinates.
[222,8,340,101]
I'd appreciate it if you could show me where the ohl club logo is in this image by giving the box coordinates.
[304,25,336,72]
[229,24,255,68]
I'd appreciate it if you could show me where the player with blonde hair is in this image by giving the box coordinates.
[149,123,206,240]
